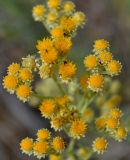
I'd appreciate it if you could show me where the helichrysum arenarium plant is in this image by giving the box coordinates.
[2,0,128,159]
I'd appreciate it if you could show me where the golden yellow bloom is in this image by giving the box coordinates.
[94,39,109,52]
[36,38,53,53]
[106,60,122,76]
[83,107,94,123]
[51,117,64,131]
[52,137,65,152]
[99,51,112,64]
[40,99,56,118]
[16,84,31,102]
[95,117,106,130]
[19,68,32,82]
[92,137,108,154]
[54,37,72,54]
[79,74,89,89]
[3,75,18,93]
[47,11,58,23]
[40,48,58,64]
[22,55,36,71]
[33,5,46,21]
[63,1,75,13]
[106,117,119,130]
[51,27,64,38]
[49,154,61,160]
[59,61,77,81]
[88,74,104,92]
[55,95,70,107]
[73,12,86,26]
[84,55,98,70]
[110,108,122,119]
[48,0,60,9]
[37,129,50,140]
[8,63,20,75]
[33,141,49,158]
[20,137,33,155]
[115,127,127,142]
[60,16,76,33]
[39,63,52,79]
[70,119,87,139]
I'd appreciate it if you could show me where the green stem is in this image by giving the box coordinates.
[31,92,52,100]
[67,139,75,154]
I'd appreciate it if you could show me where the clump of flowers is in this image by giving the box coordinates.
[2,0,128,160]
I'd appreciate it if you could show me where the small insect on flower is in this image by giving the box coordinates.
[92,137,108,154]
[115,127,127,142]
[59,61,77,81]
[106,60,122,76]
[54,37,72,54]
[3,75,18,93]
[63,1,75,14]
[7,63,20,75]
[93,39,110,53]
[48,0,60,9]
[88,74,104,92]
[49,154,61,160]
[16,84,31,102]
[19,68,33,82]
[20,137,33,155]
[110,108,122,119]
[70,119,87,139]
[95,117,106,130]
[84,55,98,70]
[52,137,65,152]
[33,5,46,21]
[39,99,56,119]
[33,141,49,159]
[51,27,64,38]
[106,117,119,131]
[51,117,65,131]
[98,51,112,64]
[79,74,89,89]
[37,129,50,140]
[73,11,86,27]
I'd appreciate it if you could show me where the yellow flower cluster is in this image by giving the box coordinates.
[3,55,38,102]
[20,129,65,159]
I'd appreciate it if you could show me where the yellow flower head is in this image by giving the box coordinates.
[88,74,104,92]
[36,38,53,53]
[79,74,89,89]
[106,117,119,130]
[48,0,60,9]
[70,119,87,139]
[22,55,36,71]
[33,141,49,158]
[55,95,70,107]
[92,137,108,154]
[83,107,94,123]
[115,127,127,142]
[3,75,18,93]
[106,60,122,76]
[51,117,64,131]
[8,63,20,75]
[19,68,33,82]
[51,27,64,38]
[16,84,31,102]
[110,108,122,119]
[20,137,33,155]
[99,51,112,64]
[39,63,52,79]
[95,117,106,130]
[33,5,46,21]
[40,47,58,64]
[63,1,75,13]
[60,16,76,33]
[94,39,109,52]
[37,129,50,140]
[40,99,56,118]
[84,55,98,70]
[54,37,72,54]
[47,11,58,23]
[59,61,77,81]
[52,137,65,152]
[77,148,89,157]
[73,12,86,26]
[49,154,61,160]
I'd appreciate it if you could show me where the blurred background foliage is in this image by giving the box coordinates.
[0,0,130,159]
